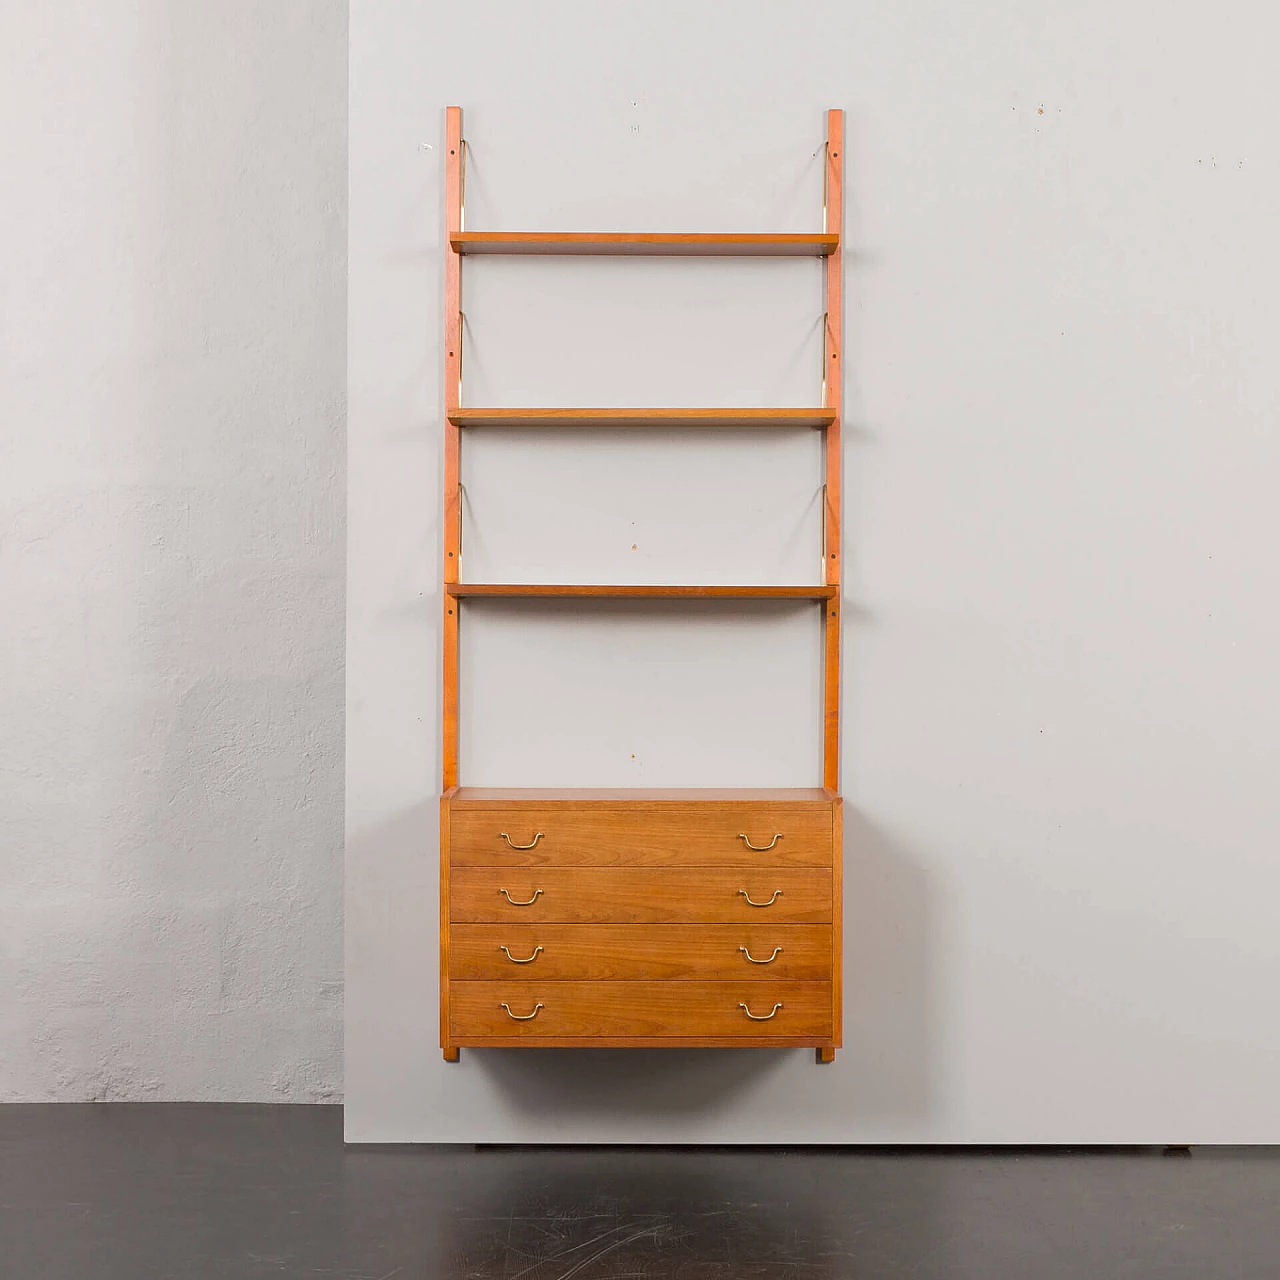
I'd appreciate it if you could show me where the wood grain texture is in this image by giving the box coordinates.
[450,924,833,981]
[450,802,833,867]
[451,232,838,256]
[447,407,836,428]
[447,583,838,599]
[450,981,833,1037]
[450,868,831,924]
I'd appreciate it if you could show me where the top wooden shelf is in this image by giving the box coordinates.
[450,232,838,257]
[447,583,838,600]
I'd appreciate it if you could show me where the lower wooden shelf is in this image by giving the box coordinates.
[447,406,837,429]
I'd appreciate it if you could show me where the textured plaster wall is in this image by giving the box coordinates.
[1,2,347,1101]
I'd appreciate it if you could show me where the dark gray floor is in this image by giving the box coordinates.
[1,1105,1277,1278]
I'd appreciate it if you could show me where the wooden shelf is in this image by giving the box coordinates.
[447,583,838,600]
[451,232,838,257]
[448,786,835,802]
[448,407,836,429]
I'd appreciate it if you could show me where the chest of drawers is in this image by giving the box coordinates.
[441,788,842,1059]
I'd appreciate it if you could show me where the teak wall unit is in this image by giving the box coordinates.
[440,107,844,1063]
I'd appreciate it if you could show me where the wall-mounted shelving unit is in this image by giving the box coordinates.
[440,107,844,1063]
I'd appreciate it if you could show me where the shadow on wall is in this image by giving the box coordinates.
[470,809,938,1135]
[840,808,937,1125]
[345,799,440,1106]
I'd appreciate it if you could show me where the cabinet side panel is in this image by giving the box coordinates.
[440,795,452,1052]
[832,794,843,1047]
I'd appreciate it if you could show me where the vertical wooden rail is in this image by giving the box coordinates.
[821,108,844,1063]
[822,110,843,795]
[442,107,463,790]
[441,107,464,1061]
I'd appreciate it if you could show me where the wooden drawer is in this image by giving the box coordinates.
[450,868,831,924]
[449,800,832,867]
[449,924,832,981]
[450,981,833,1039]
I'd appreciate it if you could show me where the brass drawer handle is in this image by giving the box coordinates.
[500,1002,544,1021]
[499,945,543,964]
[740,1002,783,1021]
[738,889,783,907]
[740,946,783,964]
[739,832,783,851]
[498,888,543,906]
[500,831,544,849]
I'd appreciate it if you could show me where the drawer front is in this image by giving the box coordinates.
[450,868,831,924]
[449,802,832,867]
[450,924,832,981]
[451,981,833,1039]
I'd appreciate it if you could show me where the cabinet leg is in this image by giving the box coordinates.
[816,1046,836,1064]
[443,1046,460,1063]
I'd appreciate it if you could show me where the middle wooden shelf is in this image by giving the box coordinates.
[448,407,837,429]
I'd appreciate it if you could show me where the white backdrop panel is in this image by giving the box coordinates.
[347,0,1280,1142]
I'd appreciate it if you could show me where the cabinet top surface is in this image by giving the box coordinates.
[447,787,837,803]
